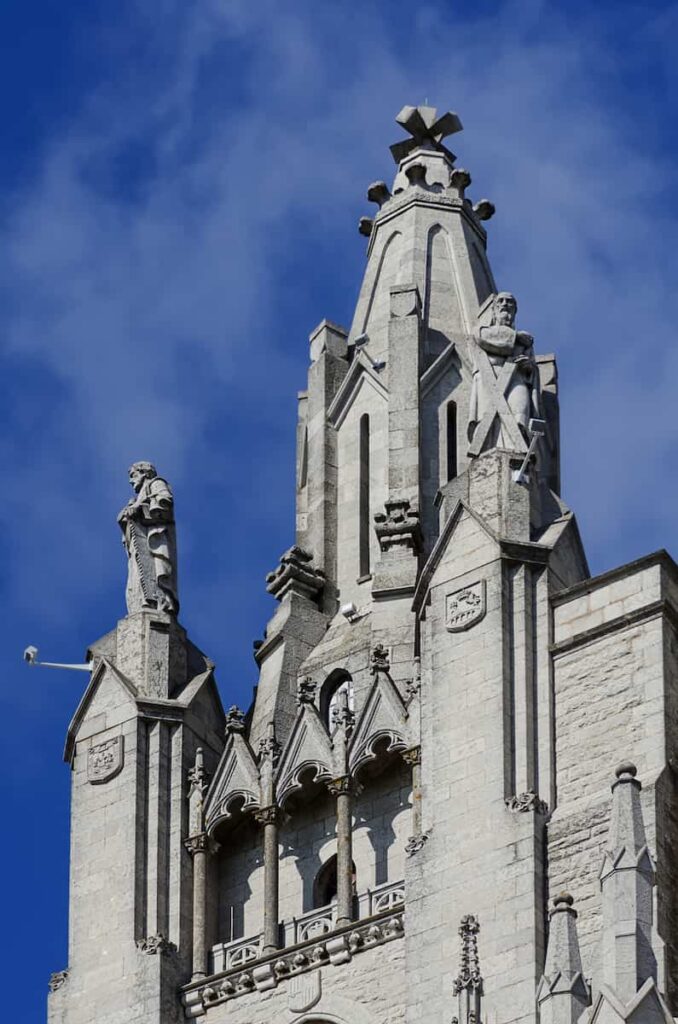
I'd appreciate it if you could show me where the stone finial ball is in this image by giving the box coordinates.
[615,761,638,779]
[553,892,574,909]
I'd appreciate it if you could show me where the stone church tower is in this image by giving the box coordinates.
[47,106,678,1024]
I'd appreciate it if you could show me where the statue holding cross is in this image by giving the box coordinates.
[467,292,541,457]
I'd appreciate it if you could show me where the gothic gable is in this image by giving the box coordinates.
[349,671,409,774]
[326,351,388,430]
[64,658,138,764]
[204,732,260,832]
[276,703,333,806]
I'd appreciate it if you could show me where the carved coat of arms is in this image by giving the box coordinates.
[288,970,321,1012]
[88,736,124,784]
[446,581,486,632]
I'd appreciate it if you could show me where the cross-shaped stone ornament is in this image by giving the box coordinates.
[390,105,463,164]
[468,348,528,457]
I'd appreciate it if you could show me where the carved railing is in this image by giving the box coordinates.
[282,903,336,947]
[208,880,404,978]
[357,879,405,918]
[188,895,405,1018]
[211,936,261,974]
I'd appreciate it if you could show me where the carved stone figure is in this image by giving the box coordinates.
[117,462,178,615]
[468,292,540,455]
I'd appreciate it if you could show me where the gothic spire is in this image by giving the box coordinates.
[599,761,656,1001]
[537,893,590,1024]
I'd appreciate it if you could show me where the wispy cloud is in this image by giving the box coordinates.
[2,0,678,655]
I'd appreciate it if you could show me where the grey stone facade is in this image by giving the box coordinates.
[48,105,678,1024]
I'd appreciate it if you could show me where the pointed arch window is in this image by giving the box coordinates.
[320,670,355,730]
[359,413,370,578]
[313,854,357,910]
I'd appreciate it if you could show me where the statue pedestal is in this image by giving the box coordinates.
[115,609,188,699]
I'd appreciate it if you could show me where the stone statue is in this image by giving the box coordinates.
[468,292,540,455]
[117,462,179,615]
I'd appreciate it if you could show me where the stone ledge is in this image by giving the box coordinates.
[181,908,404,1018]
[550,549,678,607]
[550,599,670,658]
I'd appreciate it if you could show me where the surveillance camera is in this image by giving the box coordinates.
[353,333,369,348]
[24,645,38,664]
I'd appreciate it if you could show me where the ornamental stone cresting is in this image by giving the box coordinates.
[43,103,678,1024]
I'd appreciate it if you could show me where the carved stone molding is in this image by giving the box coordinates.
[505,791,549,815]
[405,829,430,857]
[266,546,325,603]
[330,700,355,732]
[182,910,405,1016]
[253,805,280,827]
[184,833,220,857]
[402,746,422,768]
[327,775,354,797]
[136,934,177,956]
[87,736,124,785]
[374,499,422,554]
[48,970,69,992]
[258,732,281,766]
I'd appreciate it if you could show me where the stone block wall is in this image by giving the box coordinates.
[201,937,406,1024]
[549,554,678,1006]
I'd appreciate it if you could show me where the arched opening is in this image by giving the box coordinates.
[313,854,357,909]
[446,400,457,481]
[359,413,370,578]
[320,670,355,730]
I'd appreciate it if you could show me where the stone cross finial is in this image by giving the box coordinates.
[390,105,463,164]
[225,706,246,735]
[296,676,318,706]
[371,643,391,675]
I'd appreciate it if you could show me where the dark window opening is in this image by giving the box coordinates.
[446,401,457,481]
[320,670,354,728]
[359,414,370,576]
[313,855,357,909]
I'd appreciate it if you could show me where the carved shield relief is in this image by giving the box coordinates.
[446,580,486,632]
[288,969,321,1012]
[88,736,124,784]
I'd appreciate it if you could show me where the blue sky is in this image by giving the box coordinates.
[1,0,677,1017]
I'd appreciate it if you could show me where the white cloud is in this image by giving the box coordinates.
[2,0,678,649]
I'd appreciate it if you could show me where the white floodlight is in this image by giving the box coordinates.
[353,332,386,372]
[23,645,93,672]
[340,602,361,623]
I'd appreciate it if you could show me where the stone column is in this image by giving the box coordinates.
[255,806,280,955]
[184,833,217,981]
[330,777,354,928]
[403,746,422,837]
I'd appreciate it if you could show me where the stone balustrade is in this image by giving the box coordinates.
[207,879,405,979]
